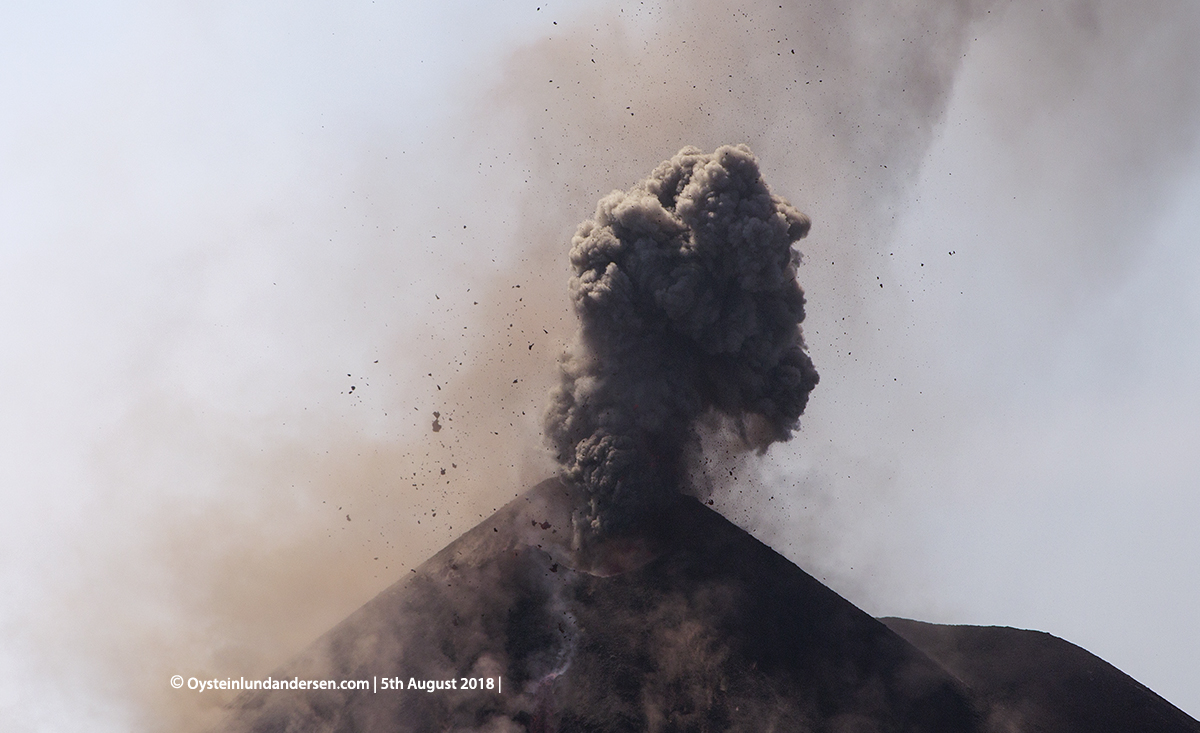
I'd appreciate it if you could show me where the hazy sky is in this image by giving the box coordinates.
[2,1,1198,730]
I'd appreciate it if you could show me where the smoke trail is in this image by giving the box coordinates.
[545,145,818,541]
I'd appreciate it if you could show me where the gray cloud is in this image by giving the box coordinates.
[544,145,818,541]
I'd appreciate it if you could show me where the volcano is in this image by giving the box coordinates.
[220,478,1199,732]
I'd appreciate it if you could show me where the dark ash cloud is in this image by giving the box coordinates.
[544,145,818,542]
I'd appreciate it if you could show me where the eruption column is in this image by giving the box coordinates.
[544,145,819,543]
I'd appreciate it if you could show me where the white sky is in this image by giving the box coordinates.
[2,1,1197,729]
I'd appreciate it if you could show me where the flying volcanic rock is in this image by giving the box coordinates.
[544,145,819,546]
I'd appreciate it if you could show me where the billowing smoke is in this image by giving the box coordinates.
[545,145,818,540]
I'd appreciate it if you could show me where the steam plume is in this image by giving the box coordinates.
[545,144,818,539]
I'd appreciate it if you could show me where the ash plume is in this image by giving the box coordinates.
[544,144,818,541]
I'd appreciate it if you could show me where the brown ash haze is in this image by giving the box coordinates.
[1,0,1199,731]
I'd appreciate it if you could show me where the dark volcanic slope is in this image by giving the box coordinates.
[882,618,1200,733]
[222,478,982,732]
